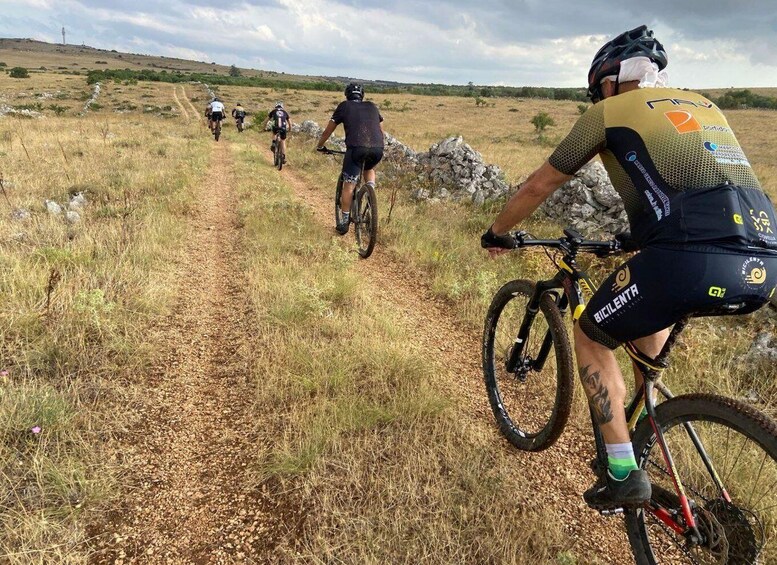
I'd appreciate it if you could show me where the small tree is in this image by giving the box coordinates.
[229,64,241,77]
[577,104,589,115]
[475,96,487,107]
[531,111,555,133]
[9,67,29,79]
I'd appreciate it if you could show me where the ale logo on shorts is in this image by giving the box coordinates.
[741,257,767,287]
[612,266,631,292]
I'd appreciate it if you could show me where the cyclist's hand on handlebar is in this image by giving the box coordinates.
[615,231,640,252]
[481,226,518,256]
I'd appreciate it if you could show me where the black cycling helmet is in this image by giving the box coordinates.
[344,82,364,101]
[587,25,667,103]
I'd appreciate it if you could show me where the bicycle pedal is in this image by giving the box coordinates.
[598,507,624,516]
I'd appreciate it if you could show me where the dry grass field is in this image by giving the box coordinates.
[1,41,776,563]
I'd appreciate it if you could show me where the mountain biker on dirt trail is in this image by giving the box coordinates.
[315,83,385,235]
[481,25,777,511]
[232,102,246,127]
[204,100,212,126]
[266,102,292,164]
[209,97,226,132]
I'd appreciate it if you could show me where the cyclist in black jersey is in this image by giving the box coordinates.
[481,25,777,510]
[266,102,292,163]
[316,83,385,235]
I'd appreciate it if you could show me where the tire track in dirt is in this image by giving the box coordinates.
[181,85,204,124]
[87,140,296,564]
[172,86,190,121]
[265,149,633,563]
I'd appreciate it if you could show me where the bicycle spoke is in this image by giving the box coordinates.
[632,408,777,564]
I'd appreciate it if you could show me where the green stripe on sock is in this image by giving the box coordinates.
[608,455,638,480]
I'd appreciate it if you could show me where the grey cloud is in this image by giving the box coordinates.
[1,0,776,87]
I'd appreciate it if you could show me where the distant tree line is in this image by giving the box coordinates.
[83,69,777,108]
[86,68,343,92]
[703,89,777,110]
[85,68,591,101]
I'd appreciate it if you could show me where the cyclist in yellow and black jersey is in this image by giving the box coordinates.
[549,84,768,250]
[481,25,777,511]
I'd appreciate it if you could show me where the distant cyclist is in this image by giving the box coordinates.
[209,97,226,132]
[481,25,777,510]
[316,83,385,235]
[204,100,212,126]
[266,102,292,163]
[232,102,246,131]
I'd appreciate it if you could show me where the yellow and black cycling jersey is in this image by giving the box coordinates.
[549,87,776,250]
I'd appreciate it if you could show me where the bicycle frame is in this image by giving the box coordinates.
[322,148,366,220]
[509,230,731,544]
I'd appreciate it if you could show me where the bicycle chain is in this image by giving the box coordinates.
[647,512,705,565]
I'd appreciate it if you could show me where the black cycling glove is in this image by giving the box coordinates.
[615,231,640,252]
[481,227,518,249]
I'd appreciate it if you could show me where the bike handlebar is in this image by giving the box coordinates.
[317,146,346,155]
[510,228,634,257]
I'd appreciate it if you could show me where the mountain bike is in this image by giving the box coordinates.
[271,135,284,171]
[482,228,777,564]
[318,147,378,259]
[234,114,245,133]
[212,118,222,142]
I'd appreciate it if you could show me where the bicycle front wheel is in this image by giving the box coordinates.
[334,177,345,228]
[626,393,777,565]
[354,184,378,258]
[482,280,575,451]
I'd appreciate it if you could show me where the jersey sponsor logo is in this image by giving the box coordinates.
[664,110,702,134]
[646,98,715,110]
[593,283,641,324]
[734,214,744,225]
[702,124,732,133]
[625,151,671,220]
[703,142,751,167]
[741,257,767,287]
[612,266,631,292]
[750,207,775,237]
[708,286,726,298]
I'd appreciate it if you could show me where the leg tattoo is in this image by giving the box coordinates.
[580,364,614,425]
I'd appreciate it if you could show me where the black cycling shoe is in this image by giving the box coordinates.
[335,221,349,235]
[583,469,651,510]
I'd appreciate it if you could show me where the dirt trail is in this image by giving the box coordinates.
[88,140,288,564]
[172,86,190,121]
[269,152,633,562]
[181,85,203,123]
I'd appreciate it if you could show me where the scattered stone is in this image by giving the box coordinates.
[539,161,628,236]
[0,104,43,119]
[81,82,101,114]
[11,208,30,221]
[69,191,87,210]
[742,331,777,362]
[45,199,63,215]
[413,136,510,203]
[65,210,81,224]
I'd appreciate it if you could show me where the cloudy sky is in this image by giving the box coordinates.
[2,0,776,88]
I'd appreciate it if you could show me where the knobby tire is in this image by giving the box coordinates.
[355,184,378,259]
[482,280,575,451]
[626,393,777,564]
